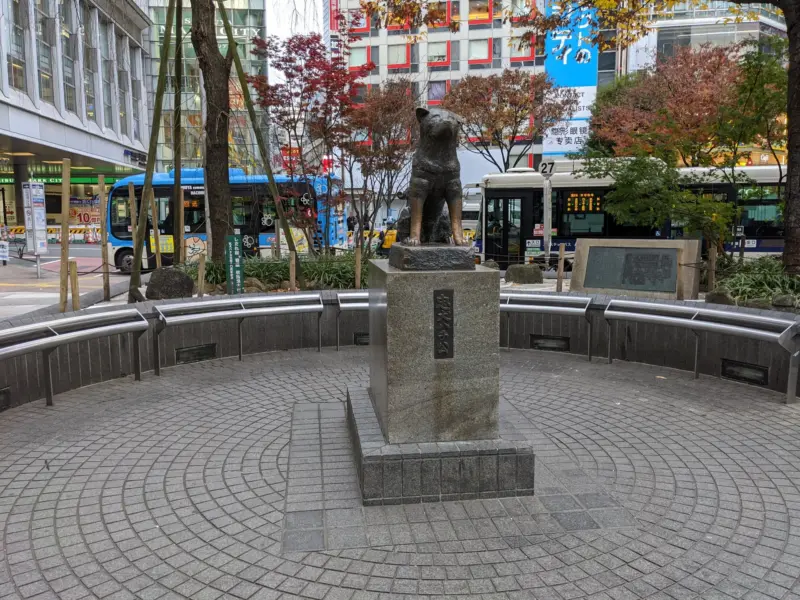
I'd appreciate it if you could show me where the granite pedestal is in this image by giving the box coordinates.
[368,259,500,444]
[345,255,535,504]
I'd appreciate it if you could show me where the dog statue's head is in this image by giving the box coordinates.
[416,107,462,143]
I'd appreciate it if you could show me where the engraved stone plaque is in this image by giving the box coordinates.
[584,247,679,293]
[433,289,454,359]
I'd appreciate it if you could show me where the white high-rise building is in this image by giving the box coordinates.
[322,0,786,188]
[0,0,150,225]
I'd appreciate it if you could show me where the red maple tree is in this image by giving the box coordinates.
[591,45,741,166]
[250,28,373,251]
[441,69,579,172]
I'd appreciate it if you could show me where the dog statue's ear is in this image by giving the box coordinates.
[415,107,430,122]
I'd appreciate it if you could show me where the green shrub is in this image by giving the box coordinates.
[177,253,368,289]
[717,256,800,302]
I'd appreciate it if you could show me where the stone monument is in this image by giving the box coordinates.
[346,107,535,504]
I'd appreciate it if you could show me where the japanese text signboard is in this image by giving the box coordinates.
[543,1,597,157]
[225,235,244,295]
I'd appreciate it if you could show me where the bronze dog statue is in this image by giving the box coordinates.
[406,107,464,246]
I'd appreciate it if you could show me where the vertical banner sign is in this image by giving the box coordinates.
[22,182,48,255]
[0,224,8,262]
[225,235,244,295]
[543,1,597,156]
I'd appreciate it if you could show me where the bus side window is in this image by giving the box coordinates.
[183,192,206,233]
[258,189,276,233]
[110,188,134,240]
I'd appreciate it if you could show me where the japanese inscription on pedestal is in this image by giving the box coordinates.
[433,289,454,359]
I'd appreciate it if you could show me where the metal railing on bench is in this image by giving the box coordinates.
[153,293,324,375]
[0,309,149,405]
[501,293,594,359]
[336,291,369,351]
[604,299,800,403]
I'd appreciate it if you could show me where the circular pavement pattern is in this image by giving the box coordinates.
[1,348,800,600]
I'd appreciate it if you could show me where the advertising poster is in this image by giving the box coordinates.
[22,182,48,255]
[542,1,597,157]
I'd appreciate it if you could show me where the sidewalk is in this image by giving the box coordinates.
[0,256,127,318]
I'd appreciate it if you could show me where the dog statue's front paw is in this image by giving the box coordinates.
[405,237,421,246]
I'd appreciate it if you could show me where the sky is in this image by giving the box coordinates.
[266,0,320,40]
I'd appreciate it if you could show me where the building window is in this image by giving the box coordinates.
[82,5,96,121]
[468,0,490,21]
[386,11,408,30]
[428,41,448,64]
[352,83,367,105]
[388,43,409,67]
[349,10,369,33]
[7,0,27,93]
[428,80,449,105]
[100,20,114,129]
[511,0,529,18]
[35,0,56,104]
[349,46,368,68]
[511,36,535,61]
[59,0,77,112]
[131,52,141,141]
[468,39,490,61]
[429,0,455,27]
[116,36,128,137]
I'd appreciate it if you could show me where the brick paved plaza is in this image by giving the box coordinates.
[1,348,799,600]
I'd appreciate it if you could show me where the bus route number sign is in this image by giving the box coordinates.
[539,161,555,178]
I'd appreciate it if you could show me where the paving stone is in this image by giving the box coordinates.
[0,347,797,600]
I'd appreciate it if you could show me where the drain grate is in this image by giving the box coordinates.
[176,343,217,365]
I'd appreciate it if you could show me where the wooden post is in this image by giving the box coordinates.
[59,159,71,313]
[354,245,362,289]
[176,186,185,265]
[197,253,206,298]
[274,221,281,259]
[556,243,565,293]
[289,250,296,291]
[69,260,79,311]
[149,188,162,268]
[739,234,746,264]
[708,245,717,292]
[98,175,110,301]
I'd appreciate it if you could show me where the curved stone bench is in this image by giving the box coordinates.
[0,291,795,410]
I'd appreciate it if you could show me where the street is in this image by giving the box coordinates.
[0,244,127,318]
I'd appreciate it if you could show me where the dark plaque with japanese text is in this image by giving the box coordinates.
[584,247,678,293]
[433,289,454,359]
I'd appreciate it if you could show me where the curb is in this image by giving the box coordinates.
[25,273,152,318]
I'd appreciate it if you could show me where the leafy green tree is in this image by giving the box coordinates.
[581,156,735,246]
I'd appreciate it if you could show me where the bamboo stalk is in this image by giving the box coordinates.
[149,188,162,268]
[98,175,110,301]
[217,1,304,287]
[128,182,138,255]
[59,159,71,313]
[172,0,183,264]
[129,0,177,301]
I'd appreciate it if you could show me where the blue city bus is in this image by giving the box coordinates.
[108,168,347,272]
